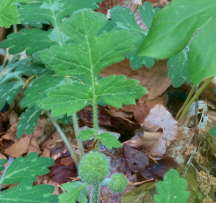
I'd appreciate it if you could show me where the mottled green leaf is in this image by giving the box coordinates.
[1,152,54,184]
[19,0,103,27]
[0,181,58,203]
[188,17,216,85]
[168,50,192,87]
[137,0,216,59]
[78,129,94,141]
[110,6,146,34]
[98,133,122,149]
[96,75,147,108]
[154,169,190,203]
[59,182,88,203]
[0,159,7,172]
[16,107,42,138]
[210,126,216,137]
[138,2,160,30]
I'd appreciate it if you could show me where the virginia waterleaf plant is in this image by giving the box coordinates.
[0,152,58,203]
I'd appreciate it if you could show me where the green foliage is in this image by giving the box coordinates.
[154,169,190,203]
[0,181,58,203]
[0,152,54,184]
[59,182,88,203]
[214,88,216,95]
[0,159,7,172]
[167,49,192,88]
[78,151,110,185]
[98,133,122,149]
[136,0,216,60]
[109,173,128,193]
[16,107,42,138]
[210,126,216,137]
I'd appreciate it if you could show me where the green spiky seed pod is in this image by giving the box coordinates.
[78,151,110,185]
[109,173,128,193]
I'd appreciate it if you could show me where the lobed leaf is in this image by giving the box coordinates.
[59,181,88,203]
[136,0,216,59]
[154,169,190,203]
[0,159,7,172]
[16,107,42,138]
[78,129,94,141]
[0,181,58,203]
[98,133,122,149]
[168,50,192,87]
[1,152,54,184]
[188,17,216,85]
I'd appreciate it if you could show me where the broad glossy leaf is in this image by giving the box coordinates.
[98,132,122,149]
[59,182,88,203]
[0,29,63,55]
[0,159,7,172]
[96,75,147,108]
[154,169,190,203]
[0,181,58,203]
[78,129,94,141]
[110,6,146,34]
[19,0,103,27]
[210,126,216,137]
[40,83,92,117]
[168,50,192,87]
[21,75,73,109]
[1,152,54,184]
[136,0,216,59]
[188,18,216,85]
[138,2,160,30]
[16,107,42,138]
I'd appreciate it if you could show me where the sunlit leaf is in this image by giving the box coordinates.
[98,132,122,149]
[78,129,94,141]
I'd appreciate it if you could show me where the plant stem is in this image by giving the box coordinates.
[45,111,79,167]
[72,113,84,158]
[90,184,100,203]
[176,85,196,120]
[92,102,99,151]
[178,77,213,122]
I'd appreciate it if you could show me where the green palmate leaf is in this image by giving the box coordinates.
[136,0,216,59]
[0,181,58,203]
[210,126,216,137]
[154,169,190,203]
[39,10,146,117]
[16,107,42,138]
[19,0,103,27]
[0,159,7,172]
[78,129,94,141]
[59,181,88,203]
[0,57,50,110]
[98,133,122,149]
[188,17,216,85]
[96,75,147,107]
[21,75,76,110]
[108,5,155,70]
[168,49,192,87]
[0,29,60,55]
[138,2,160,30]
[1,152,54,184]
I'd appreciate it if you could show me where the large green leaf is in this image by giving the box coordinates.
[0,152,54,184]
[0,159,7,172]
[39,10,146,117]
[16,107,42,138]
[168,49,192,87]
[138,2,160,30]
[136,0,216,59]
[0,181,58,203]
[154,169,190,203]
[188,17,216,85]
[59,181,88,203]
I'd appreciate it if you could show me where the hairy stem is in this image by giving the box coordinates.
[92,101,99,151]
[176,85,196,120]
[90,184,100,203]
[178,77,213,122]
[72,113,84,158]
[45,111,79,167]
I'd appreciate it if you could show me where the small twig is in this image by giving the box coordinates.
[128,178,154,186]
[37,125,56,146]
